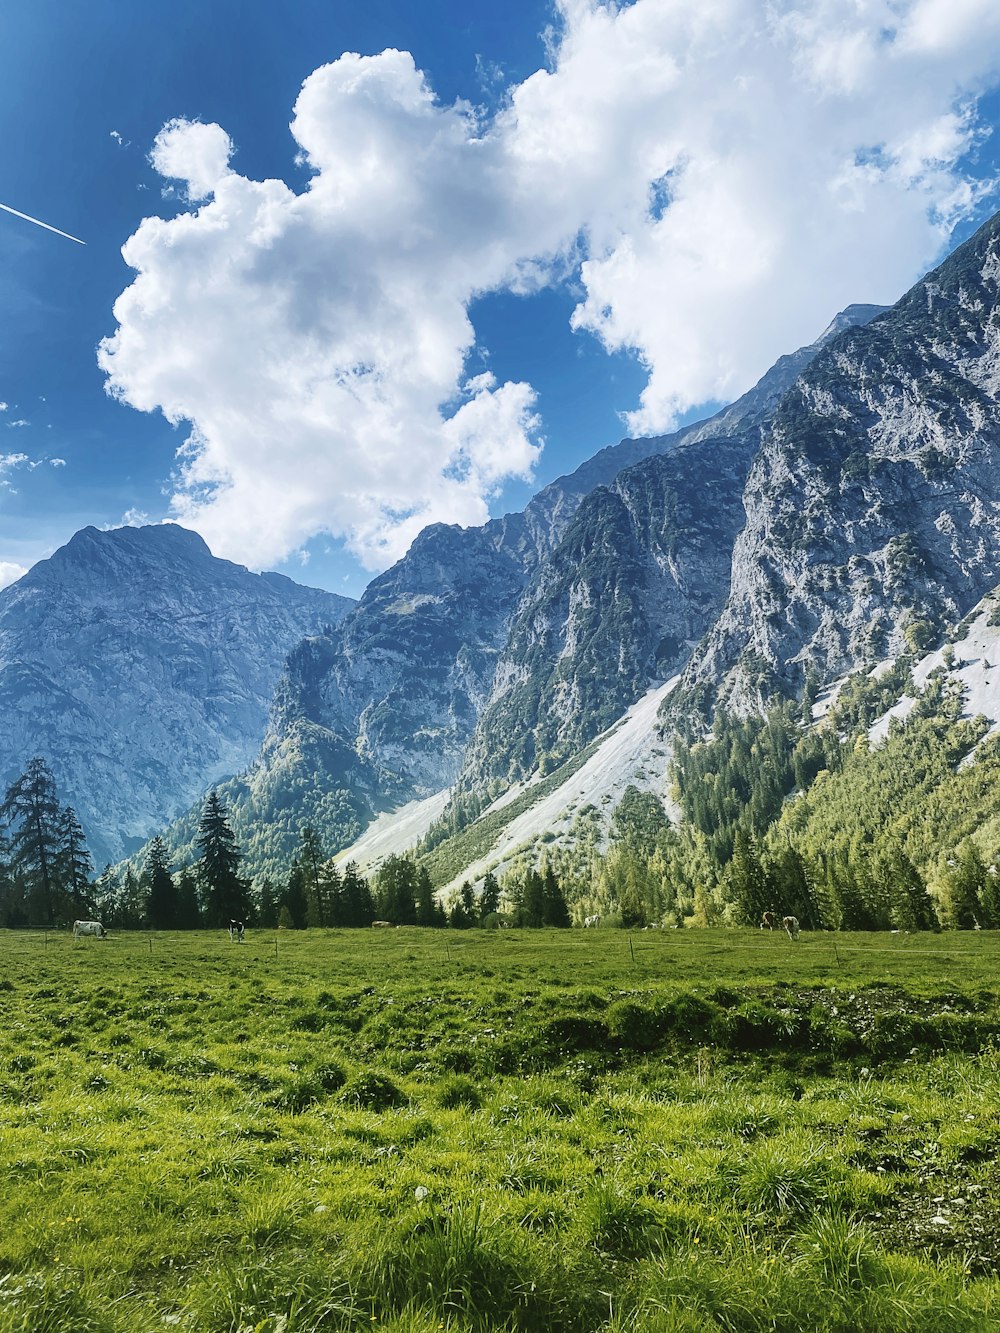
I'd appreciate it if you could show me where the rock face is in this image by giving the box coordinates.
[0,524,353,865]
[681,214,1000,714]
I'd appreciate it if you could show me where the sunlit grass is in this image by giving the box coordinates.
[1,926,999,1328]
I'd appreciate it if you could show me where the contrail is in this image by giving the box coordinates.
[0,202,85,245]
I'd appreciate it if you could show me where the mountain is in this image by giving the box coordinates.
[0,524,354,865]
[678,214,1000,715]
[166,303,884,879]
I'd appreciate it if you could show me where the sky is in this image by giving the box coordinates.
[3,1,1000,597]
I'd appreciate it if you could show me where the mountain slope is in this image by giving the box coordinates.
[225,304,886,874]
[680,213,1000,714]
[0,524,353,865]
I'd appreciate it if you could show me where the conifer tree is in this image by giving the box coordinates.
[542,865,571,927]
[300,826,327,926]
[521,869,545,927]
[144,836,178,929]
[321,861,343,926]
[175,867,202,929]
[196,791,250,925]
[943,842,986,929]
[257,876,279,928]
[479,870,501,919]
[415,865,438,926]
[341,861,374,926]
[57,806,93,913]
[1,757,63,923]
[283,859,309,928]
[376,855,418,924]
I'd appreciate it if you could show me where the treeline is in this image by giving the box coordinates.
[0,759,574,932]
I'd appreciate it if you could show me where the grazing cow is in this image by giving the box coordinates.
[73,920,107,940]
[760,911,776,931]
[782,915,800,940]
[583,914,601,928]
[228,920,245,943]
[371,920,394,928]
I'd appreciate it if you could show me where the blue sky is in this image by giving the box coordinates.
[3,1,1000,596]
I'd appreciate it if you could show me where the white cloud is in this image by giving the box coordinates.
[0,561,27,590]
[150,119,233,202]
[6,419,28,429]
[0,402,7,412]
[100,0,1000,570]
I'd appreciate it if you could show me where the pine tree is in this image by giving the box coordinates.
[1,758,63,924]
[375,855,418,924]
[196,791,250,925]
[144,836,178,929]
[415,865,438,926]
[479,870,501,920]
[175,867,202,929]
[943,842,986,929]
[257,876,279,928]
[118,866,146,929]
[321,861,343,926]
[283,860,309,928]
[341,862,374,927]
[300,827,327,926]
[521,869,545,928]
[57,806,93,913]
[542,865,571,927]
[725,830,771,926]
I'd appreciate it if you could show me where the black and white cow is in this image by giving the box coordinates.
[228,920,245,942]
[73,920,107,940]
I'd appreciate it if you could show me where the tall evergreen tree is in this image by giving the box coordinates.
[144,836,178,929]
[175,867,202,929]
[415,865,439,927]
[542,865,571,927]
[341,861,374,927]
[283,859,309,928]
[320,861,344,926]
[479,870,501,920]
[300,827,327,926]
[57,806,93,913]
[196,791,250,925]
[521,869,545,928]
[1,758,63,924]
[376,855,418,924]
[257,876,279,928]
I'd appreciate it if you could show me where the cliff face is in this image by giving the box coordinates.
[680,214,1000,714]
[0,524,353,865]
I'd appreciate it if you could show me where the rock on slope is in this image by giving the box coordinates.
[0,524,353,865]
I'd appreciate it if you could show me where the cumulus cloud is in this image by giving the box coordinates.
[100,0,1000,569]
[0,561,27,590]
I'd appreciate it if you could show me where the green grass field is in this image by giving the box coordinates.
[2,926,1000,1331]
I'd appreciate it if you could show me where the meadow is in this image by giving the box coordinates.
[1,926,1000,1332]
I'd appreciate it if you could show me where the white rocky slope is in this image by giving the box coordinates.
[0,524,353,865]
[869,597,1000,742]
[337,677,680,891]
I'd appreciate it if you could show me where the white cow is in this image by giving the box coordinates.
[73,920,107,940]
[583,914,601,928]
[782,915,800,940]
